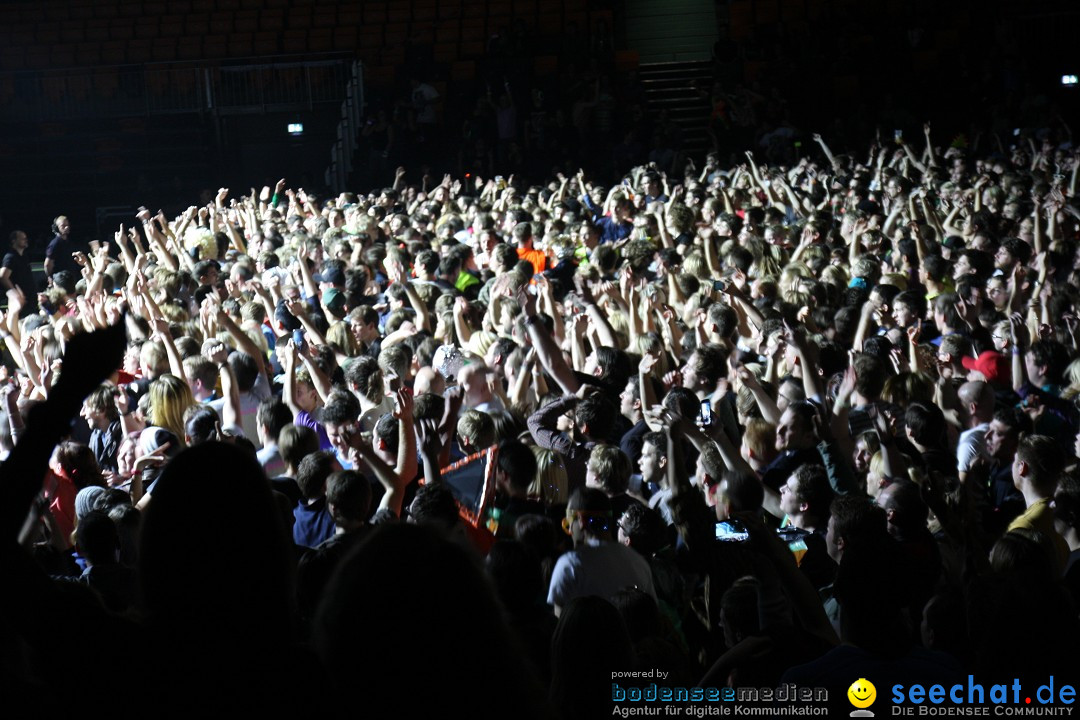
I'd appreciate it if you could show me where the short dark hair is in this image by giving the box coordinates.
[410,482,459,529]
[374,413,399,454]
[279,424,319,470]
[296,450,337,499]
[904,403,946,449]
[894,290,927,319]
[575,394,616,440]
[618,503,667,555]
[879,478,929,533]
[829,495,888,547]
[642,431,667,459]
[662,387,700,420]
[567,487,613,535]
[76,510,119,565]
[992,406,1032,437]
[415,249,439,274]
[785,401,818,434]
[693,343,728,388]
[1016,435,1065,495]
[792,464,834,519]
[1001,237,1032,265]
[257,398,293,440]
[413,392,445,421]
[228,351,259,393]
[1028,339,1069,384]
[933,293,962,330]
[497,439,538,493]
[721,469,764,513]
[327,470,372,524]
[958,249,993,279]
[853,353,887,400]
[708,303,739,340]
[1053,473,1080,531]
[320,389,360,427]
[922,254,948,284]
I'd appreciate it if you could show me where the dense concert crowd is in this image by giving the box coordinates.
[2,117,1080,716]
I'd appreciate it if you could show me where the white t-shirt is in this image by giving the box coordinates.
[956,422,989,474]
[547,537,656,610]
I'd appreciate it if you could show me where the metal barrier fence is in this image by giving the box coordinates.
[325,61,365,194]
[0,53,355,121]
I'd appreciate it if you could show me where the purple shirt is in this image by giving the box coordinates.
[295,409,333,451]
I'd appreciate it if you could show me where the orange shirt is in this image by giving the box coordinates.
[517,247,547,277]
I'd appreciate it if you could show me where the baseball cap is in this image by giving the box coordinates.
[322,288,347,318]
[313,266,346,286]
[961,351,1010,387]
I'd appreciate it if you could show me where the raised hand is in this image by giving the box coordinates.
[639,353,659,375]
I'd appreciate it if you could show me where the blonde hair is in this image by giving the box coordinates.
[820,264,849,291]
[326,321,360,357]
[1062,358,1080,400]
[149,373,196,445]
[586,443,632,495]
[530,446,568,505]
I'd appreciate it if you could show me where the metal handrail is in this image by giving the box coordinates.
[0,52,355,122]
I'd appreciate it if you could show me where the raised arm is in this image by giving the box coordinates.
[521,289,580,395]
[206,340,241,432]
[811,133,839,171]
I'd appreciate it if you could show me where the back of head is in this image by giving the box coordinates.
[138,442,293,639]
[497,438,538,493]
[618,503,667,556]
[830,495,890,550]
[586,443,631,496]
[989,529,1058,587]
[720,578,763,644]
[314,523,549,717]
[594,347,631,390]
[320,388,361,427]
[853,353,887,400]
[295,450,337,500]
[373,412,399,454]
[575,393,617,442]
[721,468,764,513]
[278,424,318,471]
[410,481,460,531]
[326,470,371,525]
[76,510,120,566]
[1016,434,1065,496]
[457,409,495,450]
[257,398,293,441]
[567,486,614,537]
[344,356,383,405]
[228,351,259,393]
[184,406,221,446]
[1054,473,1080,534]
[610,587,663,644]
[879,478,930,536]
[904,402,947,450]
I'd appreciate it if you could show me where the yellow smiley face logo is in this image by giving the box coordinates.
[848,678,877,709]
